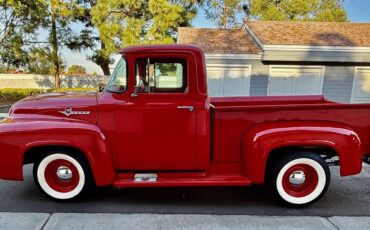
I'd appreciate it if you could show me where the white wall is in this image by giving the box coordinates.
[0,74,109,89]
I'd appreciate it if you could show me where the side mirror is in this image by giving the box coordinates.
[98,83,106,92]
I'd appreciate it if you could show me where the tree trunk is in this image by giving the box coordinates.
[50,1,61,88]
[99,42,111,76]
[101,61,110,76]
[223,3,227,29]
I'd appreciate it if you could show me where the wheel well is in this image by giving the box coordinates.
[265,146,338,177]
[23,145,96,185]
[23,145,89,165]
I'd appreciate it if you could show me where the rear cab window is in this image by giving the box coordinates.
[135,58,188,94]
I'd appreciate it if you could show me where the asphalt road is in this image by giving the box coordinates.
[0,164,369,216]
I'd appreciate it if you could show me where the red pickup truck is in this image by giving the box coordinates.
[1,45,369,206]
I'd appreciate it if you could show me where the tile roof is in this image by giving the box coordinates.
[245,21,370,47]
[177,27,261,54]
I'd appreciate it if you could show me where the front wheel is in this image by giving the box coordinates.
[33,152,91,200]
[268,152,330,207]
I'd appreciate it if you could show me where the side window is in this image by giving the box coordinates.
[135,58,187,93]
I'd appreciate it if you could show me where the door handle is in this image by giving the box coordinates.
[177,106,194,112]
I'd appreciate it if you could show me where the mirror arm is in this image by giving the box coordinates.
[98,84,106,92]
[131,87,139,98]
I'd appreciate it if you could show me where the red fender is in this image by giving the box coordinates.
[0,118,115,186]
[242,121,362,184]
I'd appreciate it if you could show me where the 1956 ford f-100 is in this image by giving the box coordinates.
[1,45,370,206]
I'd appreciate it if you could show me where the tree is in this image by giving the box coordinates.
[65,0,112,76]
[2,0,202,78]
[0,0,47,68]
[204,0,246,29]
[248,0,347,22]
[41,0,84,88]
[89,0,201,73]
[0,65,16,73]
[1,0,84,87]
[66,65,87,75]
[0,0,47,43]
[27,47,66,75]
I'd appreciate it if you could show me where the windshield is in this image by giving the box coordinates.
[106,58,127,92]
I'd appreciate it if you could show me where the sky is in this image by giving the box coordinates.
[65,0,370,75]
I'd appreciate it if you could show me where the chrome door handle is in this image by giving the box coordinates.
[177,106,194,112]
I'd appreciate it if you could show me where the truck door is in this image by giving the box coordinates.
[115,55,196,170]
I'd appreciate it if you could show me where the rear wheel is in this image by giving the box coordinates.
[33,152,91,200]
[268,152,330,207]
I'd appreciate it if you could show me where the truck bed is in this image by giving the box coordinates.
[210,95,370,162]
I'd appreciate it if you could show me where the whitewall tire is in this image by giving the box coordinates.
[33,153,89,200]
[269,152,330,207]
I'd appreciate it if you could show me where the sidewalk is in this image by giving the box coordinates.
[1,213,369,230]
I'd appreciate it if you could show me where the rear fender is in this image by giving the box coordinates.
[0,119,115,186]
[242,121,362,184]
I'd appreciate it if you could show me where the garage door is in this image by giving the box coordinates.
[268,66,324,96]
[351,67,370,103]
[206,65,251,97]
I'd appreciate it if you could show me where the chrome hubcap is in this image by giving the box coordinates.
[289,170,306,186]
[56,166,73,181]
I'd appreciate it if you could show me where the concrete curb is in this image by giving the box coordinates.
[0,213,369,230]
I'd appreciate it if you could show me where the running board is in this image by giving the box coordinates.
[113,172,252,188]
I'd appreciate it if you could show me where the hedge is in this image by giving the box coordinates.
[50,87,97,93]
[0,88,97,102]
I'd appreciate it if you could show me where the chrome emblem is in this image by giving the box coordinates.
[59,106,90,116]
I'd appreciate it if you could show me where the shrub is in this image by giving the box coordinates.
[49,87,97,93]
[66,65,87,75]
[0,88,97,103]
[0,88,46,102]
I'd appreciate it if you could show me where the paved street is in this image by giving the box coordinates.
[0,164,369,216]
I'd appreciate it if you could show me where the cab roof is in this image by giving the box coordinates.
[119,44,204,54]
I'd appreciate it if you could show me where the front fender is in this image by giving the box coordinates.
[0,118,115,186]
[242,121,362,184]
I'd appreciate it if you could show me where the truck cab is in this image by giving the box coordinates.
[99,45,210,171]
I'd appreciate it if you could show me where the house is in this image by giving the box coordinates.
[177,21,370,103]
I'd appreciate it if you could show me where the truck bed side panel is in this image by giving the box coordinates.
[211,97,370,165]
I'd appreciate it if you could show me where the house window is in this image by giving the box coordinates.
[135,58,187,93]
